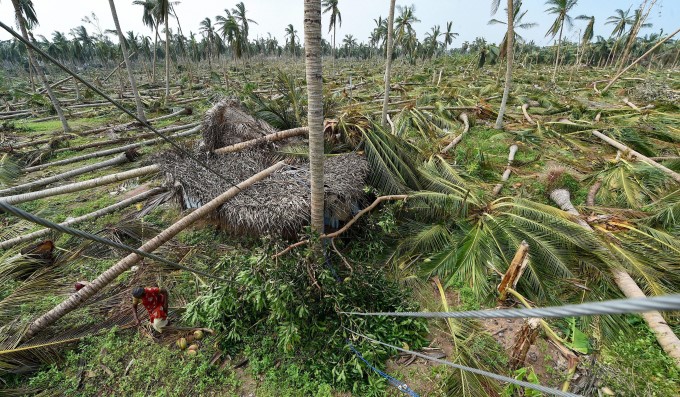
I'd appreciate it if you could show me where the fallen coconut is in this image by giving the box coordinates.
[193,330,204,340]
[176,337,188,350]
[188,344,199,351]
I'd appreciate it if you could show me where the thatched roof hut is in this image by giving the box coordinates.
[156,100,368,237]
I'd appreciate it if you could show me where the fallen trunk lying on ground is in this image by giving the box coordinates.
[0,187,164,250]
[22,161,286,340]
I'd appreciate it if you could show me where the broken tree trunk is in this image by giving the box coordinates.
[23,161,286,340]
[441,113,470,153]
[492,144,518,196]
[213,127,309,154]
[592,130,680,184]
[0,151,138,196]
[550,188,680,367]
[509,317,540,370]
[497,240,529,301]
[0,165,159,205]
[0,187,164,250]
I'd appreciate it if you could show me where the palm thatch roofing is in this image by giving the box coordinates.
[156,99,369,237]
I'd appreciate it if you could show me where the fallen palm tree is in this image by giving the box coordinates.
[550,188,680,367]
[0,187,164,250]
[22,161,285,340]
[0,150,139,196]
[0,165,159,205]
[22,126,200,173]
[592,130,680,184]
[440,113,470,153]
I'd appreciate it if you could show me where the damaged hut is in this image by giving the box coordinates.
[156,99,369,238]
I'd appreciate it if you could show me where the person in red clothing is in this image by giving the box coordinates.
[132,286,169,333]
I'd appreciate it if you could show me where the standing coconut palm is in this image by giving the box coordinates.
[493,0,514,130]
[322,0,341,69]
[285,24,298,56]
[199,17,216,68]
[575,15,594,65]
[108,0,146,122]
[231,2,257,58]
[158,0,171,97]
[133,0,159,82]
[303,0,324,233]
[605,7,633,67]
[381,0,396,128]
[10,0,71,133]
[442,21,458,53]
[545,0,578,81]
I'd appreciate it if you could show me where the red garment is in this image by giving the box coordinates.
[141,287,167,321]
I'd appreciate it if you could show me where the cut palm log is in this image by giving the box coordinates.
[492,144,518,196]
[213,127,309,154]
[550,188,680,367]
[0,151,138,196]
[22,126,200,173]
[0,165,159,205]
[440,113,470,153]
[0,187,163,250]
[23,161,285,340]
[592,130,680,184]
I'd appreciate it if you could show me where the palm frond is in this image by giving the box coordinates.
[361,125,423,194]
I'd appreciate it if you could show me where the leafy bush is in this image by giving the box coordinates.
[183,247,428,392]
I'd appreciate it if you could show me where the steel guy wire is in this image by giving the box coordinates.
[341,294,680,319]
[347,341,419,397]
[0,20,269,207]
[345,328,581,397]
[0,199,230,282]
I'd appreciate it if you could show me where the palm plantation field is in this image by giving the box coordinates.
[1,0,680,396]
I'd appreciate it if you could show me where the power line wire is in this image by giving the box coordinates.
[341,294,680,319]
[0,199,229,282]
[345,328,581,397]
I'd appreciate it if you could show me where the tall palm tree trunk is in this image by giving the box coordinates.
[11,0,71,133]
[552,18,565,81]
[23,162,285,340]
[109,0,146,122]
[495,0,514,130]
[165,8,170,97]
[152,24,158,82]
[381,0,396,128]
[304,0,325,233]
[332,24,336,71]
[550,189,680,367]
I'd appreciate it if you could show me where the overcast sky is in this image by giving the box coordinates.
[0,1,677,47]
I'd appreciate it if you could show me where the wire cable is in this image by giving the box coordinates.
[347,341,420,397]
[341,294,680,319]
[0,199,229,282]
[0,20,260,203]
[345,328,581,397]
